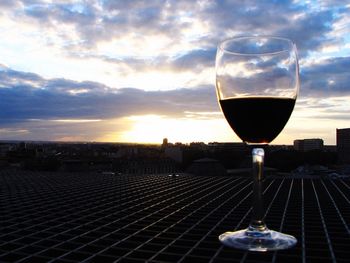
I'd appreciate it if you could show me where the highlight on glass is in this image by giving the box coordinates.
[215,36,299,251]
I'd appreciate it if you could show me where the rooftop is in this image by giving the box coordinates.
[1,170,350,262]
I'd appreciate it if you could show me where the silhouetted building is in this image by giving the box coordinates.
[294,138,323,152]
[186,158,227,176]
[19,141,27,150]
[208,142,247,152]
[0,144,13,157]
[337,128,350,164]
[164,146,183,163]
[189,142,207,150]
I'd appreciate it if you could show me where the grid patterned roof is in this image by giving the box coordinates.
[1,170,350,262]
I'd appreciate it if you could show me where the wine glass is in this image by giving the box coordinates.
[215,36,299,251]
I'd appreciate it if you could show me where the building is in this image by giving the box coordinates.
[162,138,168,147]
[0,143,14,157]
[208,142,247,152]
[186,158,227,176]
[293,138,324,152]
[164,146,183,163]
[337,128,350,164]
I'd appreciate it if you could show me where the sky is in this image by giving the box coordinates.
[0,0,349,145]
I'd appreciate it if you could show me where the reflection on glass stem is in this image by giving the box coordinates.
[250,148,267,232]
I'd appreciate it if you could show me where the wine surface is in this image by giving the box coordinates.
[219,97,295,144]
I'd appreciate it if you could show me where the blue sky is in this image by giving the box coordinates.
[0,0,349,144]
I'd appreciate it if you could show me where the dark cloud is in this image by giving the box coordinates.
[0,67,218,125]
[24,2,95,25]
[202,1,340,57]
[301,56,350,96]
[0,0,19,8]
[275,10,336,57]
[172,48,216,72]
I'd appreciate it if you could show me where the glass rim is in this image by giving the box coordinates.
[218,36,296,56]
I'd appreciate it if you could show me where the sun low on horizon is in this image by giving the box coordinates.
[104,114,235,145]
[0,1,349,146]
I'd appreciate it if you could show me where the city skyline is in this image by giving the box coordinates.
[0,1,350,145]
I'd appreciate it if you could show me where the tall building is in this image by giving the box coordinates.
[293,139,324,152]
[162,138,168,147]
[337,128,350,164]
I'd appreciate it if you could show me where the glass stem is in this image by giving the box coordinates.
[249,147,267,232]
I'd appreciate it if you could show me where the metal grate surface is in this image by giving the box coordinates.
[1,170,350,262]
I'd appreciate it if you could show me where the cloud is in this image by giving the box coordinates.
[2,2,297,47]
[301,56,350,96]
[0,67,218,125]
[0,0,18,8]
[172,48,216,72]
[277,10,337,57]
[0,0,349,143]
[3,1,348,77]
[23,2,96,26]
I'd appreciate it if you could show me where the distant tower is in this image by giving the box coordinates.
[337,128,350,164]
[162,138,168,147]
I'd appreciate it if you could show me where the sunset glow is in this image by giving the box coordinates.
[0,1,349,145]
[117,115,235,144]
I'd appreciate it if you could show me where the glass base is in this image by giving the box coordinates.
[219,228,297,251]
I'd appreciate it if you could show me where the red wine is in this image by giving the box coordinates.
[219,97,295,144]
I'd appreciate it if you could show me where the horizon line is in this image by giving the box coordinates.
[0,139,337,147]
